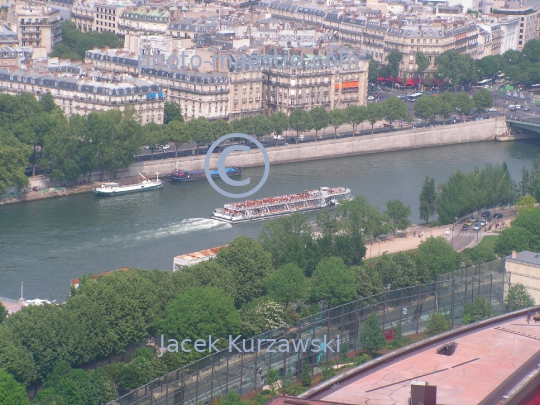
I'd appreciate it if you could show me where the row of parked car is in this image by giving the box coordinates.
[461,211,503,231]
[508,104,530,111]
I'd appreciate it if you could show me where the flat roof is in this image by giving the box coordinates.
[174,245,227,261]
[304,315,540,405]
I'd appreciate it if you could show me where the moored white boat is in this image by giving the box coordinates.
[93,173,164,196]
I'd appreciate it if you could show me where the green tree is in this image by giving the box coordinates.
[473,88,493,111]
[516,195,537,213]
[311,257,357,307]
[455,92,474,116]
[40,93,58,112]
[266,369,279,395]
[211,119,233,141]
[475,55,503,77]
[0,141,30,194]
[358,313,386,356]
[259,213,317,271]
[0,326,38,387]
[216,236,274,306]
[186,116,212,154]
[289,108,314,142]
[365,102,384,134]
[376,252,418,290]
[166,120,191,158]
[251,114,273,140]
[320,361,336,380]
[436,91,457,124]
[368,57,379,82]
[414,95,437,124]
[269,112,289,136]
[240,297,287,336]
[462,296,492,324]
[328,109,347,139]
[387,51,403,87]
[143,122,169,160]
[0,369,31,405]
[309,106,329,141]
[164,101,184,124]
[419,176,436,224]
[382,97,408,129]
[157,286,240,341]
[345,104,366,137]
[435,51,476,89]
[415,51,430,84]
[351,265,384,299]
[494,227,532,256]
[523,39,540,63]
[417,236,459,281]
[300,360,312,386]
[505,283,535,312]
[385,199,411,231]
[265,263,309,306]
[424,313,451,337]
[0,303,6,325]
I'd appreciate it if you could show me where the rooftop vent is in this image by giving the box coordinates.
[436,341,457,356]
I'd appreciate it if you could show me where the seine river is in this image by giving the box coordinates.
[2,139,540,301]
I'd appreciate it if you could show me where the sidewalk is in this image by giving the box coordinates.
[365,225,449,259]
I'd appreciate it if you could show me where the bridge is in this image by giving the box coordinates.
[506,118,540,135]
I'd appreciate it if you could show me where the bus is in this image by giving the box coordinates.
[476,78,492,88]
[407,92,423,102]
[531,84,540,93]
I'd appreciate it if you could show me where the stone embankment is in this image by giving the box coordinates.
[1,117,507,205]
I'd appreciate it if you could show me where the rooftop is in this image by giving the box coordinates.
[507,250,540,266]
[296,313,540,405]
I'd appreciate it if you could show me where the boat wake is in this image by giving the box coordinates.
[131,218,231,240]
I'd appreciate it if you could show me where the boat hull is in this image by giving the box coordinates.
[168,171,242,182]
[93,182,163,196]
[211,205,331,223]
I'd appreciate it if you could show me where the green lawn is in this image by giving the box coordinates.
[475,235,499,252]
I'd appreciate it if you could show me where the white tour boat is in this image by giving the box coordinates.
[212,187,353,223]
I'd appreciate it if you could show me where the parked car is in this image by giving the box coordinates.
[461,224,469,231]
[465,220,474,226]
[493,212,503,219]
[481,211,491,217]
[516,104,522,109]
[488,107,497,112]
[509,105,516,111]
[479,219,487,226]
[287,137,297,144]
[273,134,283,140]
[523,105,530,111]
[471,215,478,222]
[298,134,305,140]
[473,223,482,231]
[367,96,375,101]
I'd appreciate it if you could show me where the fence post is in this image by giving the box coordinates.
[382,291,387,331]
[399,288,404,328]
[195,358,200,405]
[225,351,229,396]
[239,353,244,397]
[416,285,421,334]
[489,274,493,305]
[326,307,331,362]
[253,347,258,392]
[210,352,215,404]
[451,277,455,329]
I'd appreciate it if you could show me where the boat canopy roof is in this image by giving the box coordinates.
[101,183,120,187]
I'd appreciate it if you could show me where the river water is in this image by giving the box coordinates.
[1,139,540,301]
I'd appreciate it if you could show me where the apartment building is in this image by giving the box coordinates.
[7,3,63,53]
[492,7,538,50]
[0,47,22,68]
[0,67,164,124]
[263,52,369,115]
[94,1,129,34]
[118,8,170,36]
[229,70,264,120]
[71,0,95,32]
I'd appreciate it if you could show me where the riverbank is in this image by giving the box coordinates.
[0,118,507,206]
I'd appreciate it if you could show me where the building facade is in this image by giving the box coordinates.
[7,3,63,53]
[504,250,540,306]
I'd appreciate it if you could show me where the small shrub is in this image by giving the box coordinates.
[354,353,371,365]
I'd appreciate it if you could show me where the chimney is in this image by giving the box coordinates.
[511,250,517,259]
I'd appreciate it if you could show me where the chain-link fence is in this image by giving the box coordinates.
[110,260,504,405]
